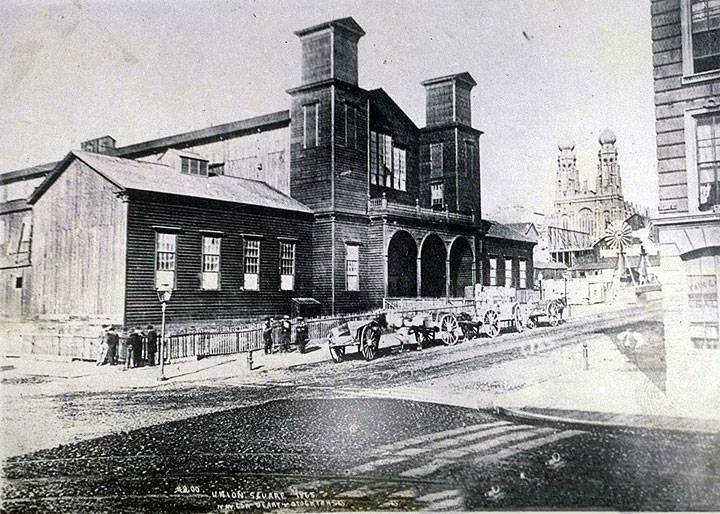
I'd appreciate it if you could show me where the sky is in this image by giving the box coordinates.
[0,0,657,216]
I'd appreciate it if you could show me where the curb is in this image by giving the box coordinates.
[492,403,720,435]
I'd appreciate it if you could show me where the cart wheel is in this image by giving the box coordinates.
[526,317,536,330]
[440,314,460,346]
[484,310,500,338]
[547,302,560,327]
[414,330,424,350]
[514,307,524,333]
[329,344,345,363]
[361,326,378,361]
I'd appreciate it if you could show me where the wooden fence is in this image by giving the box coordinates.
[3,303,479,362]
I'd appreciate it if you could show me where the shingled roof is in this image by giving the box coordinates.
[484,219,536,243]
[29,151,313,215]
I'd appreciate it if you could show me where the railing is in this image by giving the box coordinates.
[368,194,475,224]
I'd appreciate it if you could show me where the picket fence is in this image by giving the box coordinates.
[3,302,477,362]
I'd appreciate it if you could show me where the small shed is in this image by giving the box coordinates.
[291,298,322,319]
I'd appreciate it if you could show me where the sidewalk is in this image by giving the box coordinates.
[493,335,720,434]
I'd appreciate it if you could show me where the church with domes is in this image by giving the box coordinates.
[550,129,640,254]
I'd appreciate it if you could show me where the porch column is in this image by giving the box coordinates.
[416,257,422,297]
[445,257,451,299]
[471,236,477,285]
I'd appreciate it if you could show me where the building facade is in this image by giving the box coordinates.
[651,0,720,415]
[0,17,534,327]
[551,133,639,242]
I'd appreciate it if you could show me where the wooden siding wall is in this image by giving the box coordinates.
[457,126,482,217]
[31,160,127,322]
[125,194,313,326]
[334,29,360,85]
[368,93,421,205]
[335,87,370,214]
[456,84,472,127]
[482,238,535,288]
[333,217,374,313]
[144,127,291,195]
[419,127,458,210]
[425,83,455,126]
[651,0,692,214]
[289,88,333,212]
[0,209,32,268]
[301,31,332,85]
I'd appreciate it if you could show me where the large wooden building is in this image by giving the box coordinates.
[0,17,534,327]
[651,0,720,414]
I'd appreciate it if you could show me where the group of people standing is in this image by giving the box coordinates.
[96,325,159,369]
[262,316,308,355]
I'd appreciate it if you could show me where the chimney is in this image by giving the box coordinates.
[421,72,477,127]
[81,135,117,156]
[294,17,365,86]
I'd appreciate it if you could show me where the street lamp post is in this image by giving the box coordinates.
[156,288,172,381]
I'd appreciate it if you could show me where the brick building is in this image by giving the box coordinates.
[651,0,720,414]
[0,17,534,326]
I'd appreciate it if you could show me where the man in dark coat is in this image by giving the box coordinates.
[263,318,274,354]
[145,325,158,366]
[106,326,119,365]
[280,315,292,353]
[127,328,143,368]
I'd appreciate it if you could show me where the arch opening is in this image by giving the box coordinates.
[387,231,418,297]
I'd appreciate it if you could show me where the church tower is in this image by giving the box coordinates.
[596,128,622,195]
[556,138,579,200]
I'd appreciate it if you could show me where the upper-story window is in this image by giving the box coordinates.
[392,147,406,191]
[430,182,444,209]
[369,131,406,191]
[464,141,477,177]
[181,157,208,176]
[303,103,318,148]
[345,243,360,291]
[430,143,444,178]
[696,113,720,211]
[340,103,357,149]
[682,0,720,79]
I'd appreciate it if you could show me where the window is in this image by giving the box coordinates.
[464,141,476,177]
[244,239,261,290]
[696,113,720,210]
[201,236,221,290]
[180,157,208,176]
[505,258,513,288]
[369,131,393,187]
[345,244,360,291]
[688,0,720,75]
[393,147,406,191]
[16,218,31,256]
[519,259,527,289]
[155,233,177,289]
[303,103,318,148]
[15,276,22,289]
[279,241,296,291]
[686,252,720,349]
[341,104,357,149]
[430,143,444,178]
[489,257,497,286]
[431,183,444,208]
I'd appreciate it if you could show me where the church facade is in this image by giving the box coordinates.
[551,130,638,242]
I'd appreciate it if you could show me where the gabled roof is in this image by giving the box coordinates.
[484,219,536,244]
[0,161,57,184]
[368,89,419,132]
[0,198,31,215]
[506,222,538,241]
[29,151,313,215]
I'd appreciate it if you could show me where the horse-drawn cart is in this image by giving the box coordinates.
[328,315,383,363]
[524,297,566,328]
[406,311,464,348]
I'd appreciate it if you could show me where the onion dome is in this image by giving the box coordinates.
[599,128,616,145]
[558,138,575,151]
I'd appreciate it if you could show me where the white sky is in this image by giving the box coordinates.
[0,0,657,216]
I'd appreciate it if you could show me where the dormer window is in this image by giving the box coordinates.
[181,156,208,176]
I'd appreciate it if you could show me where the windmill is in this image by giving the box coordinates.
[604,220,636,299]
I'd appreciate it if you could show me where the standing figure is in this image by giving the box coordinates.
[295,317,309,354]
[280,315,292,352]
[96,325,110,366]
[145,325,158,366]
[263,317,274,355]
[125,328,141,368]
[106,326,119,365]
